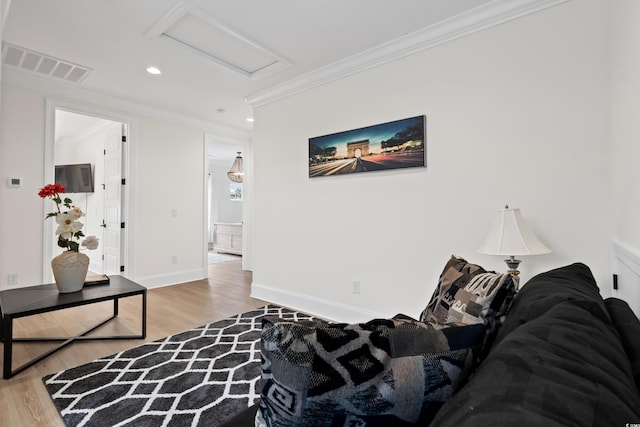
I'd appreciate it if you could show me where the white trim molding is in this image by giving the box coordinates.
[251,282,389,323]
[136,269,205,289]
[612,241,640,277]
[246,0,568,107]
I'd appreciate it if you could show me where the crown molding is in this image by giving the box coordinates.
[246,0,568,107]
[1,66,252,143]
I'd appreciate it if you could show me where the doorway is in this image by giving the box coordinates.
[43,101,130,282]
[206,136,250,270]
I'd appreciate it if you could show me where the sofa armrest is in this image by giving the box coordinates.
[605,297,640,391]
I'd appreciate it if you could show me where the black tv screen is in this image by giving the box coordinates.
[55,163,94,193]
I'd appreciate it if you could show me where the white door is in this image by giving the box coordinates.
[103,124,123,276]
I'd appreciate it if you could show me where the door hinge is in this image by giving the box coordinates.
[122,135,127,143]
[613,274,618,290]
[104,149,106,155]
[121,222,125,229]
[120,266,125,272]
[121,178,126,185]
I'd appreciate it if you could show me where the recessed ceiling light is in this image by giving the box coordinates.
[146,66,162,75]
[246,118,254,122]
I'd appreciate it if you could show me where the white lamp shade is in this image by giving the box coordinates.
[478,207,551,256]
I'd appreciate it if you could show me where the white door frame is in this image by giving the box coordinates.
[43,98,135,282]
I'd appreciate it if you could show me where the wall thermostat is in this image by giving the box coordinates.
[7,177,22,187]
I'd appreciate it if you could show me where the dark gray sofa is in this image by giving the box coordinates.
[222,263,640,426]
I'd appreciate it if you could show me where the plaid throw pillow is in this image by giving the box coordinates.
[420,255,516,326]
[256,316,485,427]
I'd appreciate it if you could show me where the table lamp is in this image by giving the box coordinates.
[478,205,551,276]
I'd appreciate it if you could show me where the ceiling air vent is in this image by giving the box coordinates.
[1,43,91,84]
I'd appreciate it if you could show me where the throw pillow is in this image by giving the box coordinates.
[256,316,485,427]
[419,255,516,326]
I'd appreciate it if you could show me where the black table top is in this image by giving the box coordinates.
[0,275,145,317]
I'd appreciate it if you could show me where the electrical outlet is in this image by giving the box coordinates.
[172,256,178,264]
[352,281,361,294]
[8,273,19,286]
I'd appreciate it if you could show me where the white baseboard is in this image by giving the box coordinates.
[135,269,205,289]
[251,282,388,323]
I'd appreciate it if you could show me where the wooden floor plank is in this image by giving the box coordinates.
[0,260,264,427]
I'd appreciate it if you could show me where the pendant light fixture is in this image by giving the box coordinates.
[227,152,243,183]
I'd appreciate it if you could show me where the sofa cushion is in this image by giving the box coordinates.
[256,316,485,427]
[420,255,515,326]
[430,263,640,426]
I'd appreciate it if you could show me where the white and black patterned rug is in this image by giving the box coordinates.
[43,305,314,427]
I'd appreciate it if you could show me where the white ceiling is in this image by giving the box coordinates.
[54,110,114,145]
[2,0,564,140]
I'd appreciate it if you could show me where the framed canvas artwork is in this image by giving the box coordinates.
[308,115,426,178]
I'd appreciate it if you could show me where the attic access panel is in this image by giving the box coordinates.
[146,2,290,80]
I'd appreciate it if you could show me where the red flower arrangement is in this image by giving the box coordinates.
[38,184,99,252]
[38,183,65,199]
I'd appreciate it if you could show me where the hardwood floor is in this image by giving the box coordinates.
[0,260,265,427]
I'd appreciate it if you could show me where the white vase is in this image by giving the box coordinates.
[51,251,90,293]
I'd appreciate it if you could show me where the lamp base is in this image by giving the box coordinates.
[504,256,521,276]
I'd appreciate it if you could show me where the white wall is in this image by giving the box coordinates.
[124,115,205,287]
[609,0,640,312]
[610,0,640,251]
[0,84,47,288]
[0,82,208,289]
[251,0,614,322]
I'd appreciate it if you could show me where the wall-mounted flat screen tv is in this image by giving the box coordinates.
[55,163,95,193]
